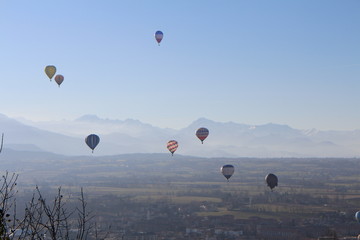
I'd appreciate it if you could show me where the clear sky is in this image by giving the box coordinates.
[0,0,359,130]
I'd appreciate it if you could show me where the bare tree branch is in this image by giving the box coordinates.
[0,172,18,239]
[76,187,94,240]
[0,173,104,239]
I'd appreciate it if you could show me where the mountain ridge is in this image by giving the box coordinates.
[1,113,359,157]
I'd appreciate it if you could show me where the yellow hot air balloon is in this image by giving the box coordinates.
[45,65,56,81]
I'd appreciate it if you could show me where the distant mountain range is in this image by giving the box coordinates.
[1,113,360,157]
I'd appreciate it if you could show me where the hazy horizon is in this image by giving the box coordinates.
[10,113,360,133]
[2,112,360,158]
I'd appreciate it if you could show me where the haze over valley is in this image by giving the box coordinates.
[1,113,360,158]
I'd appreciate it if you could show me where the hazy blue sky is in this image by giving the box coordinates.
[0,0,359,130]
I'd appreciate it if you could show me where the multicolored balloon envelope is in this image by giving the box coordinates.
[45,65,56,81]
[265,173,278,190]
[155,30,163,45]
[167,140,178,156]
[85,134,100,153]
[221,164,234,181]
[196,127,209,144]
[54,74,64,87]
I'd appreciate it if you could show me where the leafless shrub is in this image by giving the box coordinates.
[0,172,99,240]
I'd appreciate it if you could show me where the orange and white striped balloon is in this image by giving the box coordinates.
[167,140,178,156]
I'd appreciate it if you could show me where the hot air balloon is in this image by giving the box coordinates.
[221,164,234,182]
[167,140,178,156]
[54,74,64,87]
[356,211,360,223]
[155,31,163,45]
[0,133,3,153]
[85,134,100,153]
[45,65,56,81]
[265,173,278,190]
[196,128,209,144]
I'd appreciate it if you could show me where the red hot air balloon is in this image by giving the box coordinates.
[167,140,178,156]
[196,128,209,144]
[54,74,64,87]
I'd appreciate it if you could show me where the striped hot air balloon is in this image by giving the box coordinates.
[196,127,209,144]
[85,134,100,153]
[167,140,178,156]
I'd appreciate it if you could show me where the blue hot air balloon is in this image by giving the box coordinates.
[85,134,100,153]
[155,31,163,45]
[355,211,360,223]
